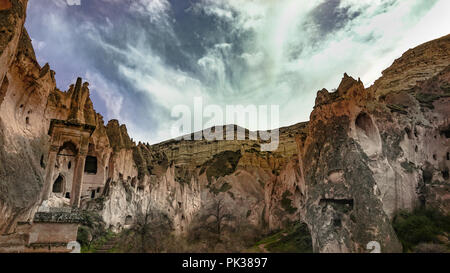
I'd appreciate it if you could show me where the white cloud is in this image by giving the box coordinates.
[85,71,124,121]
[28,0,449,144]
[130,0,171,20]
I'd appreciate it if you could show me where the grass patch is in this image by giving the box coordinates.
[251,223,312,253]
[415,93,450,109]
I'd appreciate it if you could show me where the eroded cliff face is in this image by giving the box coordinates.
[90,123,305,234]
[0,0,449,253]
[298,34,450,252]
[0,0,47,234]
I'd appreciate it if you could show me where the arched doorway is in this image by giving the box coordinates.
[58,141,78,156]
[52,174,65,193]
[355,112,381,156]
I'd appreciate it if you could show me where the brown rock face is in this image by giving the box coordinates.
[0,1,449,253]
[0,0,12,11]
[371,34,450,98]
[0,0,41,234]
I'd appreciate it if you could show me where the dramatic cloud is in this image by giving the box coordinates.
[26,0,450,143]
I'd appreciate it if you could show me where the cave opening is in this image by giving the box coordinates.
[422,170,433,184]
[443,168,449,180]
[405,127,412,139]
[333,217,342,227]
[52,175,64,193]
[84,156,98,174]
[125,215,133,225]
[441,128,450,139]
[40,155,45,168]
[356,113,375,136]
[91,190,95,199]
[355,112,381,155]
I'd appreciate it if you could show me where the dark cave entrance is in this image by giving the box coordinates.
[84,156,98,174]
[355,112,377,139]
[52,175,64,193]
[355,112,381,155]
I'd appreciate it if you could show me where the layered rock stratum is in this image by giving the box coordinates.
[0,0,449,252]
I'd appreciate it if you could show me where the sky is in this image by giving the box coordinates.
[26,0,450,144]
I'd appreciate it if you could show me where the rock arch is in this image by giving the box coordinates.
[58,141,78,156]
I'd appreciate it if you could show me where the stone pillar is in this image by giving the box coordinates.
[70,153,86,208]
[41,145,59,202]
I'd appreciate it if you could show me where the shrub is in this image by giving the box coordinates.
[393,208,450,252]
[281,191,297,214]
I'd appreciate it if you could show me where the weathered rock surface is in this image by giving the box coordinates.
[298,35,450,252]
[0,1,449,253]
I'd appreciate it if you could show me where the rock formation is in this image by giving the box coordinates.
[0,0,449,253]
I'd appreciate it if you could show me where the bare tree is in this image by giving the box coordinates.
[189,195,234,244]
[130,200,173,253]
[209,197,233,242]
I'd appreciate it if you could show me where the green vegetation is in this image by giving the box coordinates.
[80,230,117,253]
[77,210,109,253]
[387,104,408,114]
[250,223,312,253]
[210,182,232,195]
[440,83,450,94]
[206,151,241,183]
[281,191,297,214]
[393,208,450,253]
[415,92,450,109]
[400,161,416,173]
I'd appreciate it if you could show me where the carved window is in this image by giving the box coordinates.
[84,156,98,174]
[52,175,64,193]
